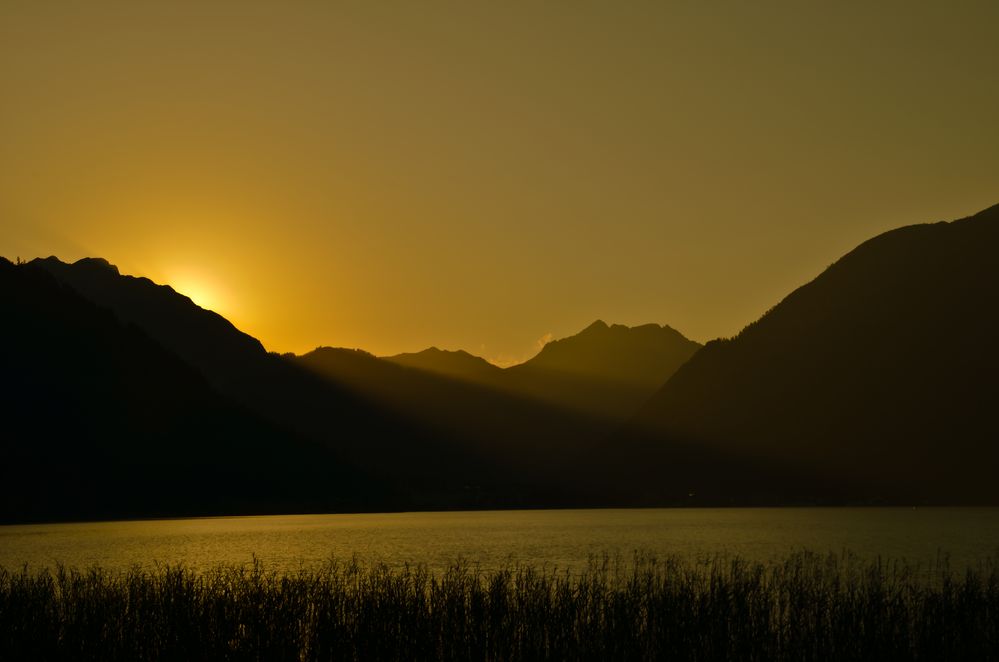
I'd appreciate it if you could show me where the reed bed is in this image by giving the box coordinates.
[1,551,996,661]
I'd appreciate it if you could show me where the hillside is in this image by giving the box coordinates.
[26,257,535,510]
[384,347,504,383]
[26,257,632,510]
[17,198,998,518]
[0,258,364,522]
[620,203,999,504]
[382,321,701,420]
[295,347,610,504]
[505,321,701,418]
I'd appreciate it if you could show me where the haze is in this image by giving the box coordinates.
[2,1,997,363]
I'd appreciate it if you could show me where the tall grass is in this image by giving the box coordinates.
[1,551,996,660]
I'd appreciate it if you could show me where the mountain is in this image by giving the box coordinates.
[505,320,702,418]
[22,198,996,517]
[0,258,365,523]
[293,321,702,504]
[26,257,520,511]
[617,203,999,504]
[27,257,642,512]
[384,347,503,383]
[518,320,699,382]
[382,321,701,420]
[29,257,265,394]
[295,347,611,505]
[292,321,703,503]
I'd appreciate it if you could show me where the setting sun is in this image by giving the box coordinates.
[167,272,225,314]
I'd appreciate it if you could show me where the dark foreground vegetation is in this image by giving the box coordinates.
[1,552,997,661]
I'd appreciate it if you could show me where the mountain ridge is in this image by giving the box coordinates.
[615,202,999,504]
[504,320,702,418]
[25,256,696,515]
[384,346,504,382]
[9,201,999,520]
[0,257,369,523]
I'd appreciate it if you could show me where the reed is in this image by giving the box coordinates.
[1,551,996,661]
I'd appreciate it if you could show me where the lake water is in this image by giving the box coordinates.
[2,508,997,575]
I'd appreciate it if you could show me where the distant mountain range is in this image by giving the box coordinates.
[3,202,998,521]
[503,320,701,418]
[385,347,503,382]
[383,320,700,418]
[14,257,567,516]
[3,257,698,521]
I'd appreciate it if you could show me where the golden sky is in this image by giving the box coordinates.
[2,1,997,364]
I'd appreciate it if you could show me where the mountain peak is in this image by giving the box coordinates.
[31,256,122,277]
[498,320,701,419]
[384,346,502,381]
[72,257,120,275]
[29,256,268,389]
[582,319,609,333]
[524,320,700,373]
[626,202,999,503]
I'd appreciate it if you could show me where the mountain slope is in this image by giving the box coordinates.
[30,256,630,509]
[30,257,273,394]
[622,203,999,504]
[28,257,503,509]
[383,321,701,420]
[0,258,365,523]
[384,347,504,383]
[296,347,613,504]
[504,321,701,418]
[295,321,703,503]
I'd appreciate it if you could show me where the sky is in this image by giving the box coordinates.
[2,1,997,365]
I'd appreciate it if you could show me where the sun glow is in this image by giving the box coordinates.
[152,258,257,343]
[168,273,225,313]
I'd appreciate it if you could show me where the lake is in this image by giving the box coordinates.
[2,508,997,575]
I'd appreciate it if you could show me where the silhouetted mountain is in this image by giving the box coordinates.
[521,320,698,381]
[0,258,366,523]
[293,322,703,503]
[616,203,999,505]
[26,257,622,512]
[20,198,996,518]
[384,347,503,383]
[383,322,701,420]
[505,320,701,418]
[27,258,527,511]
[30,256,269,394]
[295,347,611,504]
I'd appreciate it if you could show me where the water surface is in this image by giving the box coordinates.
[2,508,996,574]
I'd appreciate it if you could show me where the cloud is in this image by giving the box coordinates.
[480,332,555,368]
[535,332,554,350]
